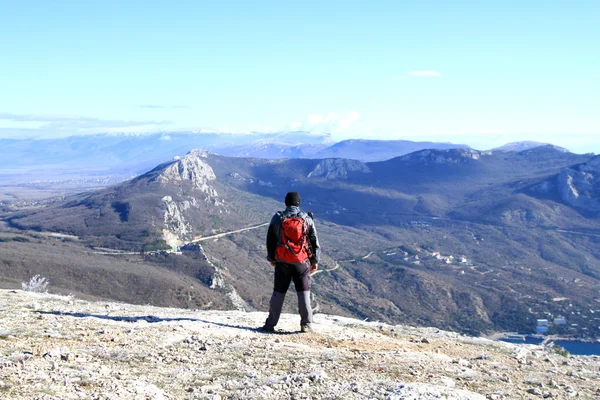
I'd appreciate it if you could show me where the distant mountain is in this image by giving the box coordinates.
[315,139,472,161]
[5,149,270,250]
[211,141,328,159]
[492,141,569,153]
[215,138,474,162]
[0,134,473,184]
[527,154,600,216]
[4,146,600,336]
[0,131,332,181]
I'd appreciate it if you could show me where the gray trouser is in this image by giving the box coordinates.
[265,290,312,328]
[265,261,313,328]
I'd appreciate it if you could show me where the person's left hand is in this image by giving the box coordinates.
[269,261,276,267]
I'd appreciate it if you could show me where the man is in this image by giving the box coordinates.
[263,192,320,333]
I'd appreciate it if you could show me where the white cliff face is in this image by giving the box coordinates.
[559,173,580,199]
[557,156,600,214]
[156,150,225,247]
[180,242,248,311]
[161,196,194,248]
[307,159,370,179]
[210,268,248,311]
[191,244,249,311]
[157,149,218,198]
[180,197,198,210]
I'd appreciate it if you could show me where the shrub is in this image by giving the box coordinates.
[550,344,569,357]
[21,275,49,292]
[0,236,30,243]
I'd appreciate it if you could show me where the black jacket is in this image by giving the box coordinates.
[266,206,320,264]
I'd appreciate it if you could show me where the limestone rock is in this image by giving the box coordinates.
[158,149,218,196]
[1,289,598,400]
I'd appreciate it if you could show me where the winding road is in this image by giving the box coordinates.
[311,261,340,276]
[189,222,269,243]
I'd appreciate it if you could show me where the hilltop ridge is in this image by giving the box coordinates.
[1,289,599,399]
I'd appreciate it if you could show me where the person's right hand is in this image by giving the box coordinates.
[310,263,318,272]
[269,261,276,268]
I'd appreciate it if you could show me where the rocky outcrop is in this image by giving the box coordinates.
[208,265,248,311]
[161,196,194,248]
[157,149,219,198]
[307,159,370,179]
[155,150,226,248]
[192,245,248,312]
[178,243,246,310]
[557,156,600,214]
[399,149,490,164]
[2,290,599,399]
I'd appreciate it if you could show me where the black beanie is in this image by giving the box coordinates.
[285,192,301,206]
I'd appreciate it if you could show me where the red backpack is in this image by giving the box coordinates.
[275,214,312,263]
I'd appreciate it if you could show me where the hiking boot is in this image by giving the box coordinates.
[260,325,275,333]
[300,324,312,333]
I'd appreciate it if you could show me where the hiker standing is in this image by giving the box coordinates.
[263,192,320,333]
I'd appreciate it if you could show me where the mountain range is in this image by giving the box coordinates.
[0,132,472,184]
[491,141,569,153]
[2,143,600,337]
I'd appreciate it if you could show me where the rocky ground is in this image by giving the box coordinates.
[1,290,599,400]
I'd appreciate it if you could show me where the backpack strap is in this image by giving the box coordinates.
[292,213,311,259]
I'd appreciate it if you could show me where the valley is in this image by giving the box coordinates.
[1,144,600,339]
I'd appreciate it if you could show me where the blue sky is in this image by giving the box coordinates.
[1,1,598,152]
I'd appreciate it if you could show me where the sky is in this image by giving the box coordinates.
[0,0,599,153]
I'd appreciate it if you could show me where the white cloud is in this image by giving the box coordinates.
[298,111,360,133]
[0,112,172,138]
[479,129,505,135]
[307,112,339,125]
[408,70,442,77]
[338,111,360,130]
[289,121,302,130]
[140,104,189,109]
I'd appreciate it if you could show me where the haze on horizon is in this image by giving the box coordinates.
[1,1,598,154]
